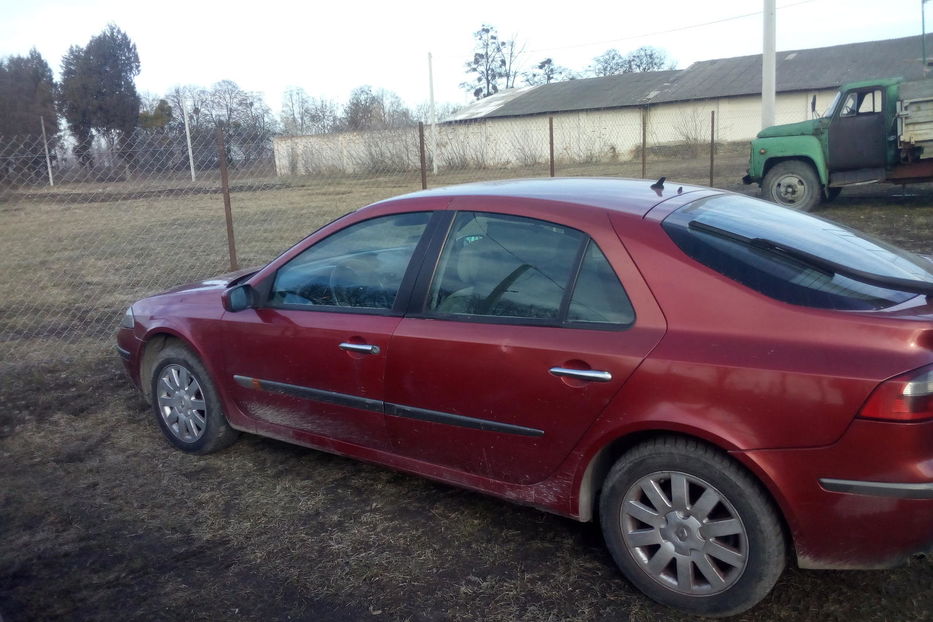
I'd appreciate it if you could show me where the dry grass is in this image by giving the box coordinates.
[1,157,931,621]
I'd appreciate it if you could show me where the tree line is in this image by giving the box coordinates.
[0,24,443,179]
[1,22,675,181]
[463,24,674,99]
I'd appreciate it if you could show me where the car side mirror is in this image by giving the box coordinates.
[223,283,256,312]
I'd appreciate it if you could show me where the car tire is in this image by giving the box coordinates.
[599,436,786,617]
[762,160,822,211]
[150,343,239,454]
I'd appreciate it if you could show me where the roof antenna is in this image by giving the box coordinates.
[650,176,665,197]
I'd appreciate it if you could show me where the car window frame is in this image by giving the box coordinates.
[255,210,445,317]
[406,210,636,332]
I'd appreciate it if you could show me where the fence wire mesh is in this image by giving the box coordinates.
[0,105,802,364]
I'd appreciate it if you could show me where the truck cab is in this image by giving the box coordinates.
[743,77,932,211]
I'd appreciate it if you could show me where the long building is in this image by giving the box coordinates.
[275,34,932,175]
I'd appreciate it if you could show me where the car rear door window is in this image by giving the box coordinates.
[425,211,634,328]
[427,212,584,320]
[270,212,431,310]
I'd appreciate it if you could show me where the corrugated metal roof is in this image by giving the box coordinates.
[486,70,681,117]
[445,34,932,121]
[654,34,931,103]
[445,87,541,121]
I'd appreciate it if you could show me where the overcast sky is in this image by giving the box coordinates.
[0,0,926,114]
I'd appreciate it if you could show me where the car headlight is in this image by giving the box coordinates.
[120,306,135,329]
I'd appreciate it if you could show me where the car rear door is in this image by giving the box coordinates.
[383,201,666,484]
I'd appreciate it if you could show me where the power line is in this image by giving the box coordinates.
[518,0,820,56]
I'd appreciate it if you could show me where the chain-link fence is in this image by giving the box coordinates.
[0,104,803,365]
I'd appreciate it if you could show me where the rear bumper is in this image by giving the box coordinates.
[740,418,933,569]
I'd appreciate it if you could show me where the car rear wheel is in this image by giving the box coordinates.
[150,343,239,454]
[762,160,821,211]
[599,437,786,617]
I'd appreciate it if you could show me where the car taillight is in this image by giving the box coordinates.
[858,364,933,422]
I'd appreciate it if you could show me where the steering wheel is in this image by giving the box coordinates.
[328,264,391,308]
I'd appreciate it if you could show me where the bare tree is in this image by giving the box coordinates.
[625,46,675,72]
[461,25,526,99]
[589,49,627,77]
[500,38,525,89]
[281,87,312,135]
[523,58,574,86]
[339,86,414,132]
[589,46,675,77]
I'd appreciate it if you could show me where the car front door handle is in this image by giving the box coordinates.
[549,367,612,382]
[339,342,381,355]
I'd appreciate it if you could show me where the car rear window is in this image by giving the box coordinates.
[662,194,933,310]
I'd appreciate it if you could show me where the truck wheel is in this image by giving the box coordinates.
[762,161,822,211]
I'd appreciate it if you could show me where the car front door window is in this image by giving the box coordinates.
[271,212,432,310]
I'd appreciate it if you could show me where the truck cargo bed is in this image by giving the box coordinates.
[899,79,933,159]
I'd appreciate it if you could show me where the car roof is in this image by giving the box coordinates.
[375,177,710,217]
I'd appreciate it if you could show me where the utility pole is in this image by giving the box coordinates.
[40,116,54,187]
[180,92,197,182]
[762,0,777,129]
[924,0,930,73]
[428,52,438,174]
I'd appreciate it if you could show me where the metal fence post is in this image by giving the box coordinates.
[709,110,716,187]
[418,122,428,190]
[215,128,239,271]
[641,107,648,179]
[548,116,555,177]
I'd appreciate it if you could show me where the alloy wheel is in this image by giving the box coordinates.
[620,470,749,596]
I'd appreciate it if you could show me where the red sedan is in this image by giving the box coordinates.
[117,178,933,616]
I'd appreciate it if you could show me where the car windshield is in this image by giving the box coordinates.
[663,194,933,310]
[822,92,841,118]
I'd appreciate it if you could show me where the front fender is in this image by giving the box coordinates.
[750,136,829,186]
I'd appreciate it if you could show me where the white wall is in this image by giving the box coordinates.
[273,89,839,175]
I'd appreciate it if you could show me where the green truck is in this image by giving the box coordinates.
[743,76,933,210]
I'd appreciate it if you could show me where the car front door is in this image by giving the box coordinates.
[383,204,666,484]
[220,211,435,450]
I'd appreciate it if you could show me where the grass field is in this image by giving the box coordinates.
[1,156,931,621]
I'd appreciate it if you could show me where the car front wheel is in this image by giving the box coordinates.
[599,437,786,617]
[150,343,239,454]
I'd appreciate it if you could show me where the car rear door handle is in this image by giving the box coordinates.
[549,367,612,382]
[339,342,381,355]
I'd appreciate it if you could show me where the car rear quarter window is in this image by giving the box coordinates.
[567,241,635,325]
[662,194,933,310]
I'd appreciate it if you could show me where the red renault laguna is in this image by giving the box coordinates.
[116,178,932,616]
